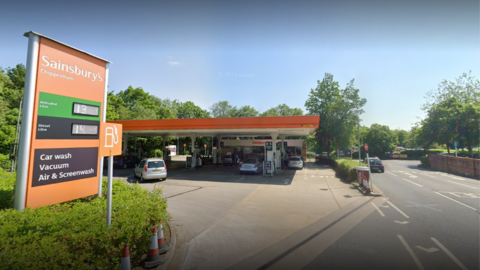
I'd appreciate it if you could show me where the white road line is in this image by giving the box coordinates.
[397,235,425,270]
[386,171,397,177]
[419,172,436,178]
[447,180,479,190]
[402,178,423,187]
[448,192,461,197]
[434,192,478,211]
[371,203,385,217]
[386,201,410,218]
[431,237,468,270]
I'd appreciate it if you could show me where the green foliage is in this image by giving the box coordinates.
[365,124,396,156]
[230,105,259,117]
[420,156,430,167]
[260,104,303,117]
[333,159,358,182]
[0,169,16,209]
[177,101,210,119]
[305,73,366,156]
[0,177,169,269]
[210,100,233,118]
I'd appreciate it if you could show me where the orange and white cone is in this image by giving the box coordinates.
[120,244,131,270]
[157,219,170,254]
[142,225,165,269]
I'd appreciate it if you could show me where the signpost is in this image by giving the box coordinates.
[364,143,373,193]
[454,141,458,157]
[15,32,111,210]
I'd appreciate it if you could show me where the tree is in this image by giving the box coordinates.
[230,105,259,117]
[393,129,409,147]
[365,124,396,156]
[260,104,303,117]
[305,73,366,156]
[210,101,233,118]
[177,101,210,119]
[423,71,480,111]
[420,98,460,153]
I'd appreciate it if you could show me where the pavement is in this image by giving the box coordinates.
[106,156,384,270]
[123,157,377,270]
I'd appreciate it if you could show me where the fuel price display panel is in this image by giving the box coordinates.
[36,92,101,139]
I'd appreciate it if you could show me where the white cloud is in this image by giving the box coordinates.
[168,61,181,66]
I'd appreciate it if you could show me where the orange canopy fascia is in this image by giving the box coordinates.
[109,115,320,137]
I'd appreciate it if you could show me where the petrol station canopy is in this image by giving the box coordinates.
[109,115,320,138]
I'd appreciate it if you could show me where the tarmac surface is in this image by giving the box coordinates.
[109,156,378,270]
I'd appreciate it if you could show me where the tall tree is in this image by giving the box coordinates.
[260,104,303,116]
[177,101,210,119]
[210,101,233,118]
[305,73,366,156]
[230,105,259,117]
[393,129,409,147]
[365,124,396,156]
[423,71,480,110]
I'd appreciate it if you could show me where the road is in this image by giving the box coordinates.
[303,160,480,270]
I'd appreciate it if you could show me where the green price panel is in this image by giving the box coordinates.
[36,92,101,140]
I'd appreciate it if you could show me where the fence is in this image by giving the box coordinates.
[428,154,480,179]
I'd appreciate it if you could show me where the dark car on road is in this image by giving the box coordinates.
[365,157,384,173]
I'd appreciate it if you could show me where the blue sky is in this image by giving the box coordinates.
[1,0,478,131]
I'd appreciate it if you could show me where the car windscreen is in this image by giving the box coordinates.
[244,159,257,164]
[290,157,301,161]
[147,161,164,168]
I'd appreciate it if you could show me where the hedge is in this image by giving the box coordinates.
[333,159,359,183]
[0,172,169,269]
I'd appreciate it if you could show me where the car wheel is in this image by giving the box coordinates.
[139,174,144,183]
[122,164,128,169]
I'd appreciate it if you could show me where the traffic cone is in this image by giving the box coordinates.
[157,219,170,254]
[120,244,131,270]
[142,225,165,269]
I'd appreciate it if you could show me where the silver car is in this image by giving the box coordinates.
[239,158,262,174]
[134,158,167,182]
[287,156,304,169]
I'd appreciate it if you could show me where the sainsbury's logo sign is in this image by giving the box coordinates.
[41,56,103,82]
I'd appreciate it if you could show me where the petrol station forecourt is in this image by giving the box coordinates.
[108,115,320,171]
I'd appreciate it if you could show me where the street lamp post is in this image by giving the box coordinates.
[353,110,362,166]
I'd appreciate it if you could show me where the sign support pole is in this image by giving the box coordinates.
[14,33,39,211]
[106,155,113,226]
[98,63,110,197]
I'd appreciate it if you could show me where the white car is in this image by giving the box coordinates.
[134,158,167,183]
[239,158,262,174]
[287,156,304,169]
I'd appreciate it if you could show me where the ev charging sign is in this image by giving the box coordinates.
[14,32,110,210]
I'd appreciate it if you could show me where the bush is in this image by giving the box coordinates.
[0,153,9,170]
[333,159,359,183]
[420,156,430,168]
[0,169,16,210]
[146,149,163,158]
[0,175,169,269]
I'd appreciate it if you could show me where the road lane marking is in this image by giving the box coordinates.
[371,203,385,217]
[415,246,439,253]
[431,237,468,270]
[386,171,397,176]
[397,235,425,270]
[395,221,409,224]
[402,178,423,187]
[448,192,460,197]
[419,172,436,178]
[434,192,478,211]
[436,172,465,181]
[405,201,441,212]
[447,180,479,189]
[386,201,410,218]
